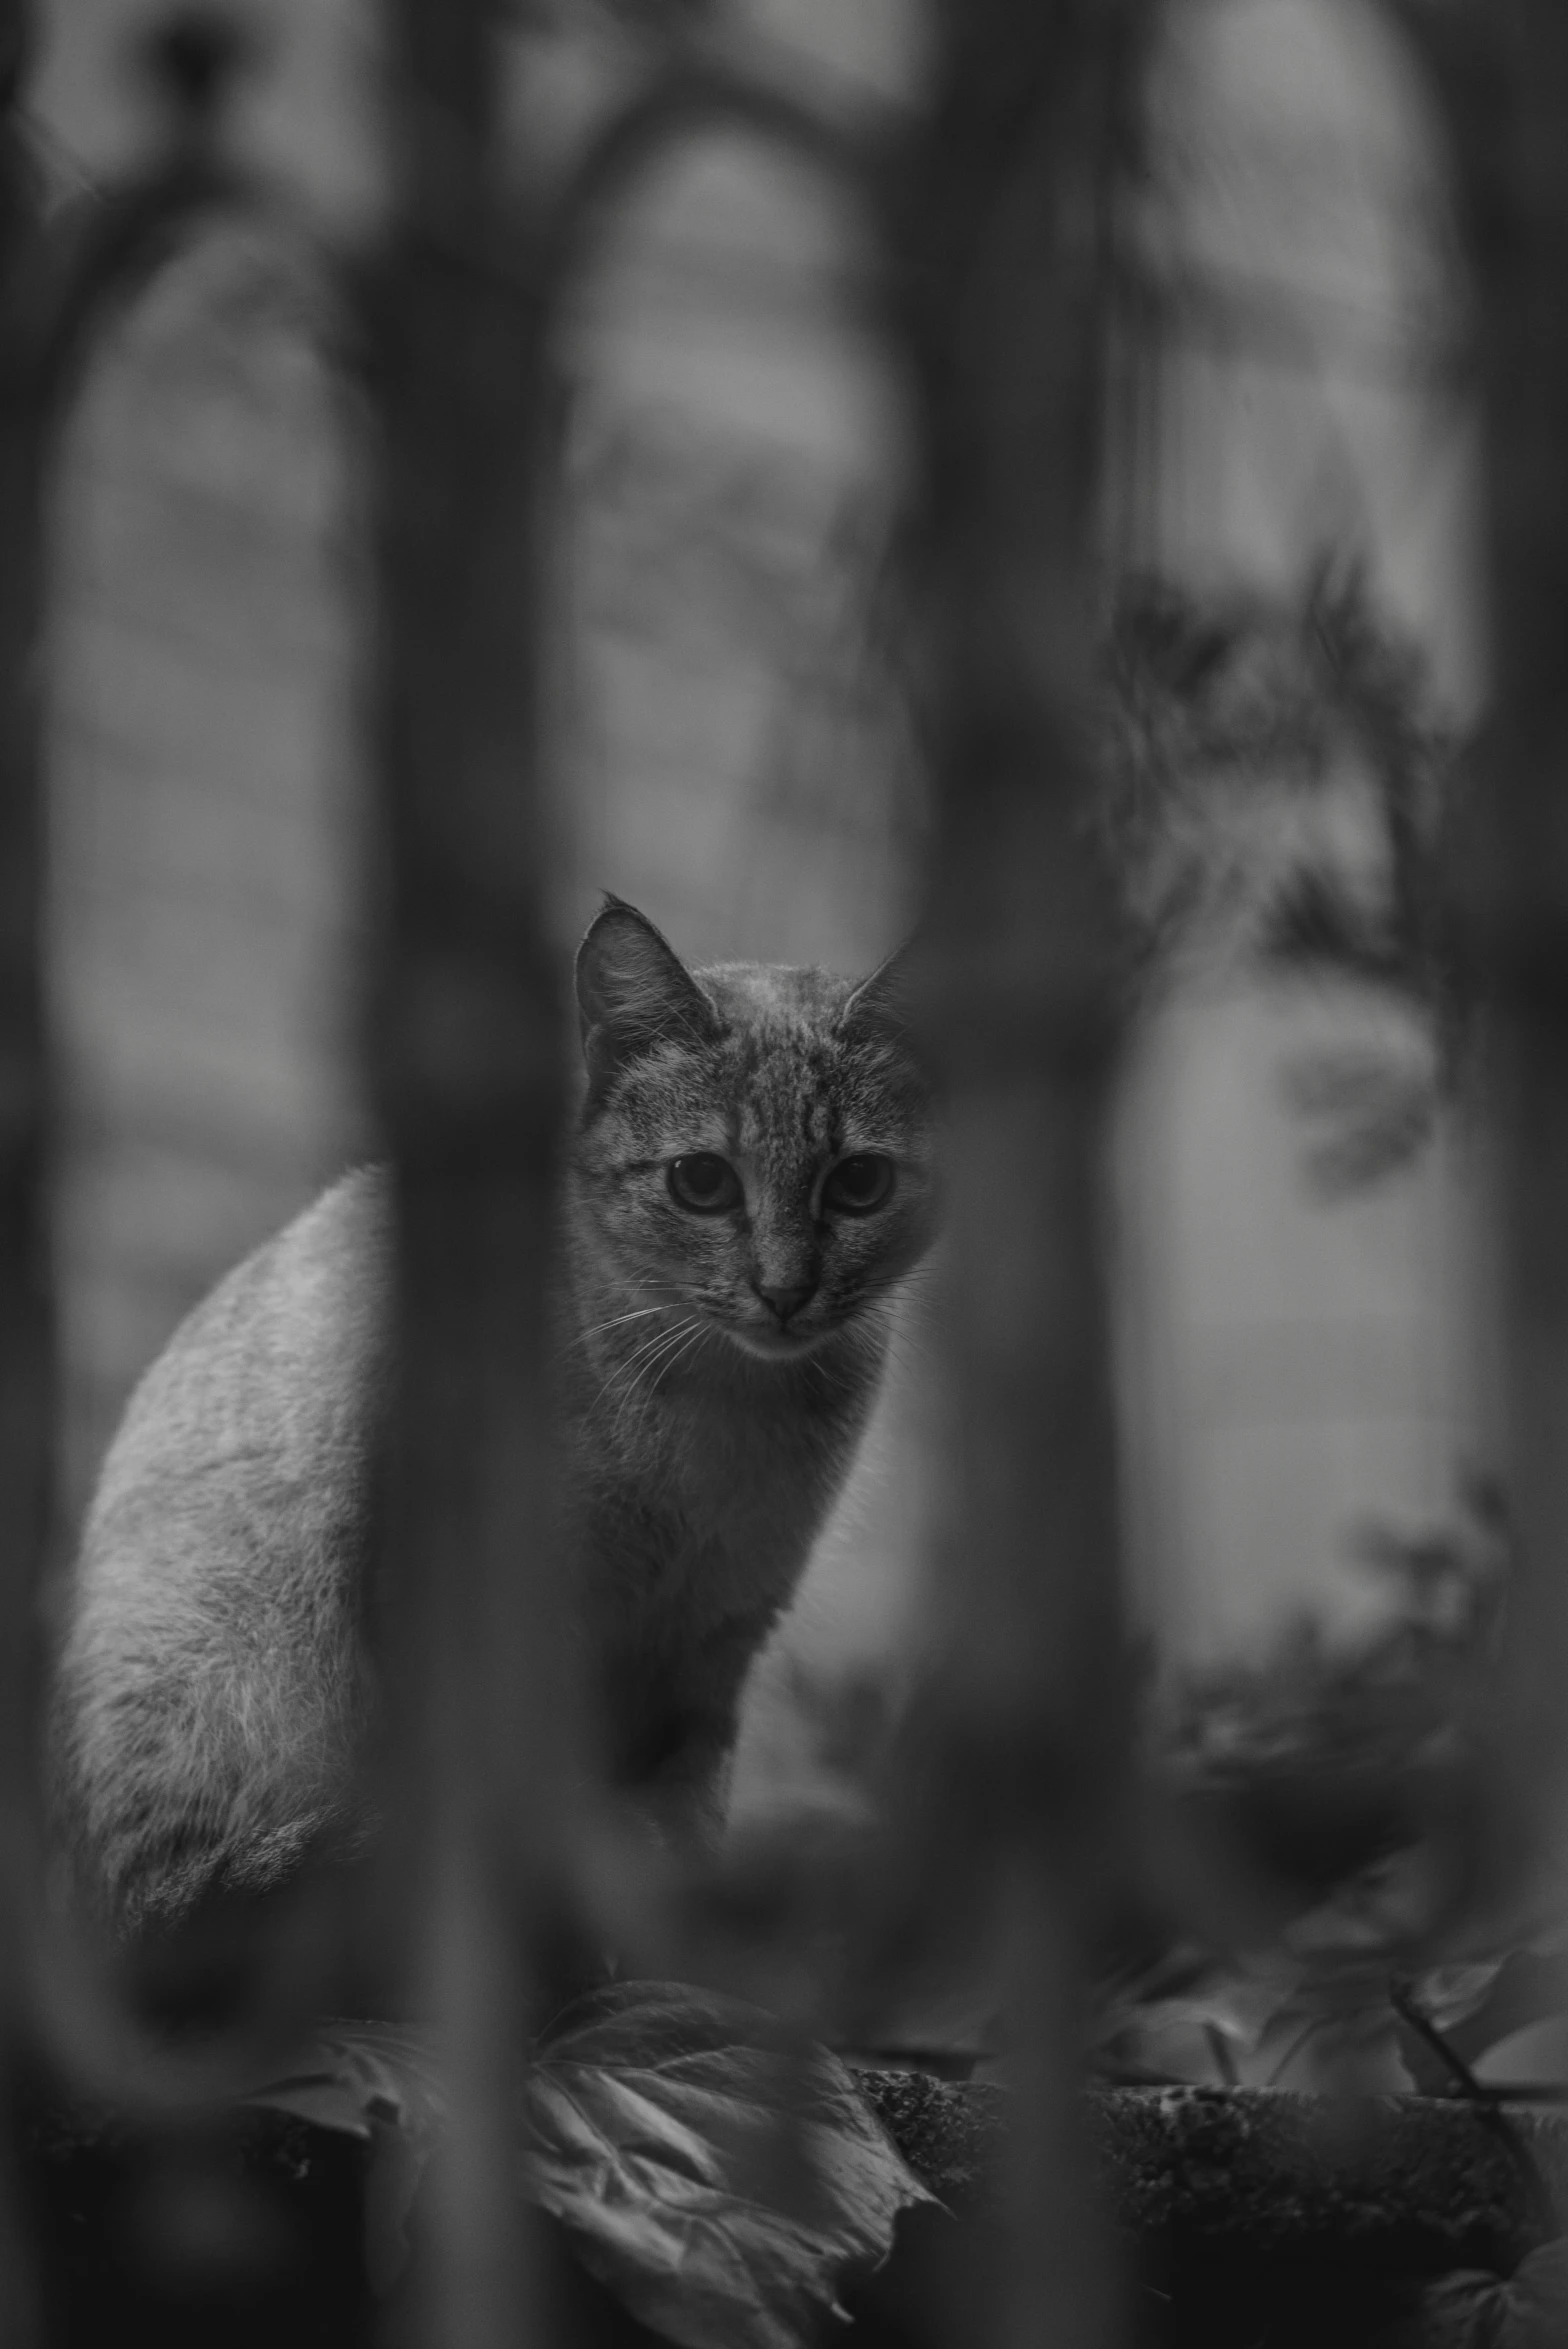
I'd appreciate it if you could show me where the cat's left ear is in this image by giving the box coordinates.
[576,895,718,1089]
[842,942,914,1041]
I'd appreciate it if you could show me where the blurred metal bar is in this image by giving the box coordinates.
[0,10,51,2337]
[0,26,225,1960]
[527,46,875,323]
[898,4,1140,2343]
[1,24,345,2111]
[1402,3,1568,1911]
[22,21,240,429]
[367,3,569,2342]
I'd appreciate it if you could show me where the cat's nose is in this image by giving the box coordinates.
[755,1280,813,1327]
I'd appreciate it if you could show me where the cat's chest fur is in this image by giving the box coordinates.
[574,1351,865,1627]
[562,1333,874,1785]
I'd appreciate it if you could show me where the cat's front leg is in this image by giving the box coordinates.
[630,1716,738,1851]
[603,1607,773,1851]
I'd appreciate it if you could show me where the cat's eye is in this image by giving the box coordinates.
[822,1153,896,1216]
[668,1153,743,1214]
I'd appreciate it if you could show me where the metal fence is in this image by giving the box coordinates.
[2,1,1567,2344]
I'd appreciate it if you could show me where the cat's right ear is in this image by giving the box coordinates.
[575,896,718,1090]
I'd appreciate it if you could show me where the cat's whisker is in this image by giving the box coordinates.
[596,1342,680,1418]
[600,1315,699,1437]
[583,1305,668,1335]
[556,1306,661,1362]
[666,1324,718,1371]
[618,1316,696,1377]
[561,1304,669,1358]
[608,1317,704,1444]
[649,1320,711,1397]
[588,1321,688,1417]
[588,1341,658,1411]
[877,1320,930,1370]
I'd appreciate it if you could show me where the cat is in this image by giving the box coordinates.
[48,897,936,1933]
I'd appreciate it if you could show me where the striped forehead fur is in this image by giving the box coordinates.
[580,963,919,1160]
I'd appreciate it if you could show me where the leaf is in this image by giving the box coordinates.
[243,2022,448,2292]
[1096,1970,1307,2087]
[526,1981,938,2349]
[1443,1953,1568,2072]
[238,1990,935,2341]
[1394,2242,1568,2348]
[243,2020,447,2144]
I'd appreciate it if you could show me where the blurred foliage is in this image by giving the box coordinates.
[1102,568,1464,1217]
[1094,1483,1568,2096]
[1276,1029,1439,1201]
[1390,2242,1568,2349]
[1084,577,1559,2099]
[1102,567,1459,1029]
[1161,1478,1509,1903]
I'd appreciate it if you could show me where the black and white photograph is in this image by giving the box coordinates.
[2,1,1567,2343]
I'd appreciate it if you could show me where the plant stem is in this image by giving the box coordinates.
[1389,1975,1559,2244]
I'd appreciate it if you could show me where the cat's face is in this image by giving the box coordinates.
[571,900,935,1363]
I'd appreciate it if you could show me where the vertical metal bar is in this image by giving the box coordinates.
[899,5,1133,2344]
[368,4,570,2342]
[1401,2,1568,1908]
[0,7,48,2339]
